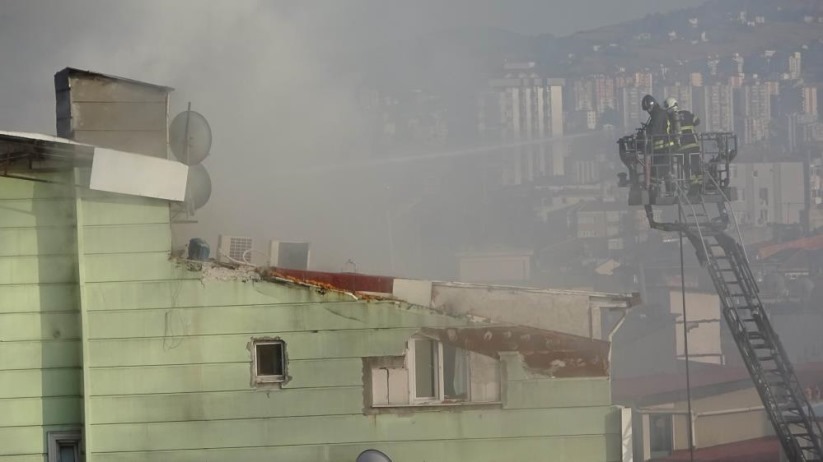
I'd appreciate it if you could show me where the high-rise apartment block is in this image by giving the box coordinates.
[802,86,818,117]
[479,73,565,184]
[694,84,735,132]
[788,51,802,80]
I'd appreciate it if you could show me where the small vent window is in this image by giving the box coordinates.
[252,339,287,386]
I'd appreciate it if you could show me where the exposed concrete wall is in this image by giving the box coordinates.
[430,283,602,339]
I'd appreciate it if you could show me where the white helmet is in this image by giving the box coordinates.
[663,97,678,110]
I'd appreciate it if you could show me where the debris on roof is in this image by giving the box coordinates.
[199,262,261,283]
[423,326,610,378]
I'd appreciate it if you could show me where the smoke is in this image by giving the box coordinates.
[0,0,703,276]
[0,0,390,271]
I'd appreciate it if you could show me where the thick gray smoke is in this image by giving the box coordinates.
[0,0,702,275]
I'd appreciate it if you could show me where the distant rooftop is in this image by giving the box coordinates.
[56,67,174,91]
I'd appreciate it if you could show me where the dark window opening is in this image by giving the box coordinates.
[414,338,436,398]
[47,430,82,462]
[442,342,468,400]
[255,341,285,379]
[649,414,673,456]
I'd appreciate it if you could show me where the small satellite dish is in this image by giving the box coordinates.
[356,450,392,462]
[170,109,212,165]
[185,164,212,211]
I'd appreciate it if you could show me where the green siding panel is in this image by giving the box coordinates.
[87,329,418,367]
[0,176,72,200]
[89,387,365,424]
[0,368,82,398]
[0,199,75,228]
[80,197,168,226]
[0,255,77,285]
[0,227,76,257]
[87,303,468,339]
[0,456,47,462]
[0,341,81,369]
[0,425,81,457]
[0,397,82,427]
[84,279,351,311]
[88,406,618,452]
[0,313,80,341]
[0,284,78,313]
[83,224,171,254]
[88,358,363,395]
[88,435,621,462]
[83,253,196,283]
[505,378,612,409]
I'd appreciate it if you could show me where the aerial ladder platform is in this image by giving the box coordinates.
[617,130,823,461]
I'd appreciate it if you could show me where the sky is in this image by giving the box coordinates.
[0,0,703,275]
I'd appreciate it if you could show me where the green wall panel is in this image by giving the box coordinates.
[0,341,80,370]
[0,284,78,313]
[0,255,77,285]
[0,425,81,457]
[89,406,617,452]
[0,199,75,228]
[88,358,362,395]
[89,387,365,424]
[0,397,82,427]
[82,224,171,254]
[84,279,354,311]
[0,227,76,257]
[79,197,168,226]
[505,377,612,409]
[88,435,621,462]
[87,303,467,339]
[0,455,47,462]
[0,368,82,398]
[0,313,80,341]
[0,176,70,199]
[87,329,417,367]
[83,253,196,283]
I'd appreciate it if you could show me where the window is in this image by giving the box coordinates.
[649,414,673,457]
[252,339,286,385]
[47,430,82,462]
[409,337,469,402]
[369,336,500,407]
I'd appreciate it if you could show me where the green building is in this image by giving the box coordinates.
[0,70,636,462]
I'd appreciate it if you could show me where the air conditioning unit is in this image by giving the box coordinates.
[268,241,310,270]
[217,235,254,264]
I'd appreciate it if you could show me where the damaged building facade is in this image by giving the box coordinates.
[0,70,637,462]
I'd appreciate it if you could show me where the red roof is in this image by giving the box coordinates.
[653,436,779,462]
[756,233,823,260]
[614,362,823,404]
[270,268,395,294]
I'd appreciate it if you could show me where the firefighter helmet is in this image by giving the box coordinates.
[641,94,657,112]
[664,97,678,110]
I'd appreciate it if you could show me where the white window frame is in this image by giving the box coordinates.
[47,430,83,462]
[252,339,287,385]
[406,336,470,405]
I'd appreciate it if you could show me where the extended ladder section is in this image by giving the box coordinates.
[676,198,823,462]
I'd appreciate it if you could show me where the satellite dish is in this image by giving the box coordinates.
[185,164,212,211]
[356,450,392,462]
[170,109,212,165]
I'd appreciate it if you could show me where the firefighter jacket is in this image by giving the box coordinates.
[646,105,671,151]
[676,110,700,153]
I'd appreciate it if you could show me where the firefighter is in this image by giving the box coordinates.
[663,97,705,193]
[663,97,700,154]
[642,94,670,151]
[641,95,675,194]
